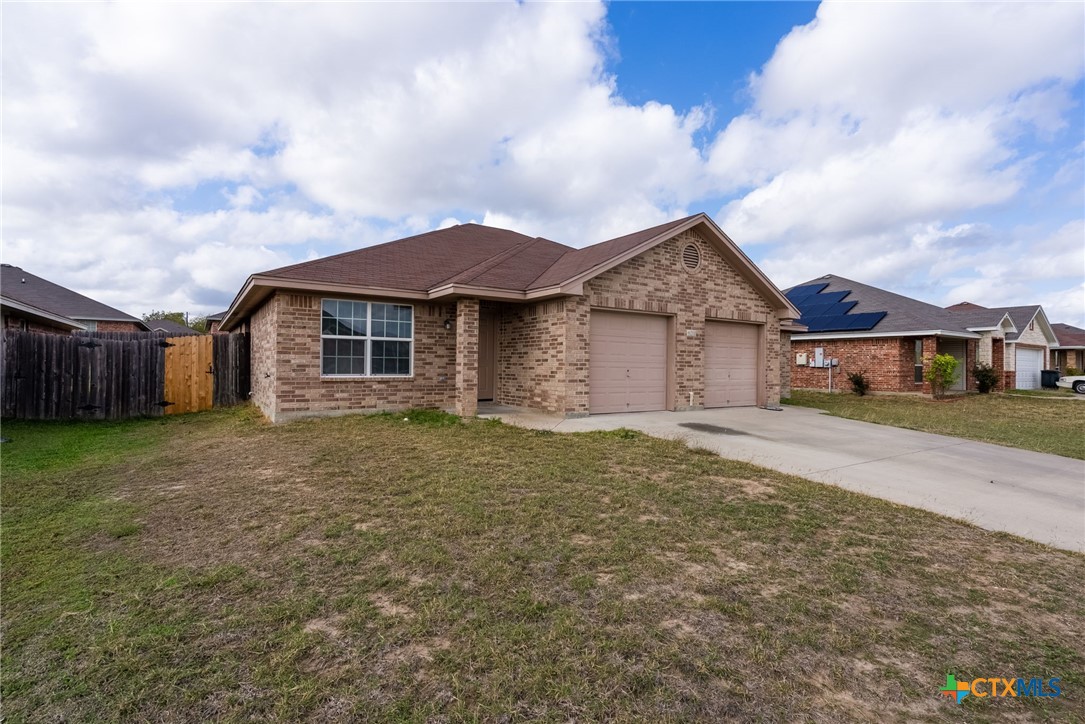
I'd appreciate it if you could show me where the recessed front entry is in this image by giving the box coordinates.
[589,310,668,414]
[478,309,496,401]
[938,339,967,391]
[704,321,759,408]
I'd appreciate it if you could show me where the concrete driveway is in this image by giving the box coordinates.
[481,405,1085,553]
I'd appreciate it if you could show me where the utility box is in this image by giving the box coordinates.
[813,347,825,368]
[796,352,808,366]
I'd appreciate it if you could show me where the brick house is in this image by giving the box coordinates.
[206,311,227,334]
[0,294,86,334]
[945,303,1058,389]
[0,265,147,333]
[218,214,801,423]
[1051,323,1085,373]
[786,276,1017,395]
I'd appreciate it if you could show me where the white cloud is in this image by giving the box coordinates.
[0,1,1081,322]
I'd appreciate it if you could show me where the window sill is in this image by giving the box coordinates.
[320,374,414,380]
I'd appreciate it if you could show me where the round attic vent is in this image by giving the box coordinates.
[681,242,702,271]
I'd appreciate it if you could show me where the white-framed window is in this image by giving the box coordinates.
[321,299,413,377]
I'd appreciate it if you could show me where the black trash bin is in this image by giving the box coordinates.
[1041,370,1059,389]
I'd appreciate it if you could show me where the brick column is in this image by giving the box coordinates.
[564,296,591,417]
[920,336,937,395]
[455,298,479,417]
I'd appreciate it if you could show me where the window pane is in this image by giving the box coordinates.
[322,356,336,375]
[371,320,386,337]
[322,338,336,357]
[372,340,410,375]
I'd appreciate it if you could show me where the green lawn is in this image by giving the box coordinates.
[784,390,1085,460]
[3,407,1083,721]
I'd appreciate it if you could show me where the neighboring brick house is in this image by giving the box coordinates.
[945,303,1058,389]
[786,276,1016,395]
[219,213,801,423]
[0,294,85,334]
[0,265,147,333]
[206,311,227,334]
[144,318,200,336]
[1051,323,1085,373]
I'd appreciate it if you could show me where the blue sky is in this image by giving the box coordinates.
[2,2,1083,325]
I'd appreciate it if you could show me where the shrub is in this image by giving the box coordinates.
[846,371,870,396]
[1067,366,1081,376]
[925,353,960,398]
[972,362,1000,394]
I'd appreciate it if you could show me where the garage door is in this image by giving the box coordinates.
[704,321,759,408]
[939,340,967,391]
[589,311,667,413]
[1015,347,1043,390]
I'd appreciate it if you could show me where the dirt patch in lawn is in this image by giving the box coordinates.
[3,407,1084,722]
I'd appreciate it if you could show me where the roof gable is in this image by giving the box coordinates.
[0,265,143,324]
[222,213,797,328]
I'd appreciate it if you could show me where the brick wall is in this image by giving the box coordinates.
[249,294,279,419]
[2,313,71,335]
[780,333,792,398]
[95,320,143,332]
[249,291,457,422]
[791,336,937,394]
[495,300,568,413]
[581,230,782,411]
[455,298,479,417]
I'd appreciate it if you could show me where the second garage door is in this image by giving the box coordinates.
[704,321,759,408]
[1015,347,1043,390]
[589,311,668,414]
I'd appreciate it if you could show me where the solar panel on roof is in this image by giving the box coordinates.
[848,312,886,331]
[786,283,829,302]
[814,291,851,305]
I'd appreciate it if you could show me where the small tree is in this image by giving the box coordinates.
[847,370,870,396]
[925,353,960,398]
[143,310,188,326]
[972,362,999,394]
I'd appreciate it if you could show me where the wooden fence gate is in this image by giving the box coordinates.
[163,335,214,414]
[0,330,250,420]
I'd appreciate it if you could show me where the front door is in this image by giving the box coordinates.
[478,309,496,401]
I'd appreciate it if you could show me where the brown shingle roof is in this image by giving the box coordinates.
[222,213,798,330]
[0,265,143,324]
[260,224,551,291]
[1053,323,1085,348]
[528,215,699,289]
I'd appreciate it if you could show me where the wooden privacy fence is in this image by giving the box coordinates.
[0,330,250,420]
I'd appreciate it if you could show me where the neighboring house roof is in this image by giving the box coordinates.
[1052,323,1085,349]
[944,302,1057,344]
[145,318,200,335]
[0,295,86,331]
[0,265,146,327]
[221,213,800,330]
[786,275,985,340]
[205,311,226,322]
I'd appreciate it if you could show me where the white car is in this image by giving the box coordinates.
[1055,375,1085,394]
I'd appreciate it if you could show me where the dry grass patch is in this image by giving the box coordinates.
[2,406,1083,722]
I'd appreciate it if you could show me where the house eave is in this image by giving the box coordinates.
[0,296,87,330]
[791,329,981,341]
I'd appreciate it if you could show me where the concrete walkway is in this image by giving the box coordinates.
[479,405,1085,553]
